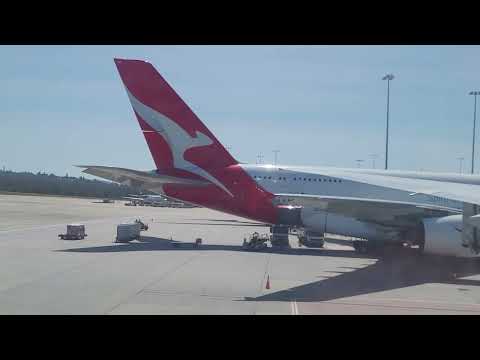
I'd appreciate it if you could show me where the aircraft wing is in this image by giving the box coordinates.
[286,166,480,206]
[274,194,460,229]
[76,165,209,193]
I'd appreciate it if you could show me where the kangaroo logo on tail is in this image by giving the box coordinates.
[126,89,234,197]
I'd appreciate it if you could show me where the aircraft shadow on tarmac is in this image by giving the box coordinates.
[58,236,480,302]
[58,236,374,258]
[244,253,480,303]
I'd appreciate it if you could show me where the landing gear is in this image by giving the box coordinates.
[297,230,325,248]
[353,240,405,255]
[352,240,383,254]
[270,225,290,248]
[353,240,370,254]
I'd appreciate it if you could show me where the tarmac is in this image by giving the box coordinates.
[2,193,480,314]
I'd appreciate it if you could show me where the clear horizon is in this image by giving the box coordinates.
[2,45,480,177]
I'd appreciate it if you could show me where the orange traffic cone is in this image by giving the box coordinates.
[266,275,270,289]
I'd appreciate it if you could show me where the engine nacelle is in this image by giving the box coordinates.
[419,215,479,258]
[300,207,401,242]
[277,205,480,258]
[276,206,402,242]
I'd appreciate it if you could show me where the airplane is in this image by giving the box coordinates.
[124,194,168,206]
[123,193,196,207]
[78,58,480,259]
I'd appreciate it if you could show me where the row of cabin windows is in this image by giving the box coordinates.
[253,175,341,183]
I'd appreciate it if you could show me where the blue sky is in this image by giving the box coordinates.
[2,45,480,177]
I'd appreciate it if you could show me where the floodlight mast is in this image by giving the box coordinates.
[382,74,394,170]
[469,91,480,174]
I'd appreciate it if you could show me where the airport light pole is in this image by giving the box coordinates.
[355,159,365,168]
[469,91,480,174]
[382,74,394,170]
[257,154,264,164]
[273,150,280,166]
[457,157,464,174]
[369,154,378,169]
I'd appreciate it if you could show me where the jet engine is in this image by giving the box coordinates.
[276,206,402,243]
[300,207,402,242]
[277,205,480,258]
[411,215,478,258]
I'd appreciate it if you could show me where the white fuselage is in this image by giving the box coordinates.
[241,164,465,211]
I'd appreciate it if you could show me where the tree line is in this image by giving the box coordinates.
[0,170,148,199]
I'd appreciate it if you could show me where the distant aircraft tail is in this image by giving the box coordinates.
[114,58,237,175]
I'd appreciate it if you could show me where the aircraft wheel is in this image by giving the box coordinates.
[353,241,368,254]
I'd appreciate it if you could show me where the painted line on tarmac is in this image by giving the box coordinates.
[0,216,141,234]
[290,300,299,315]
[105,254,200,315]
[340,296,480,310]
[303,298,480,313]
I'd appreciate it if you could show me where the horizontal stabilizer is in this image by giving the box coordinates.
[76,165,209,192]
